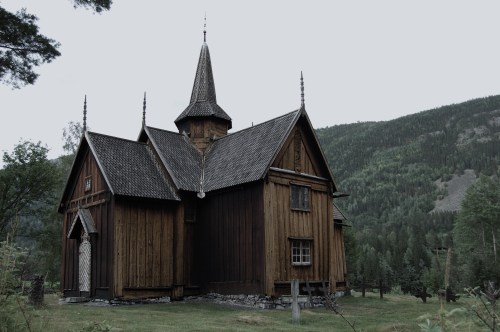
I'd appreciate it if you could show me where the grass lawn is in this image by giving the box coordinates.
[8,291,491,332]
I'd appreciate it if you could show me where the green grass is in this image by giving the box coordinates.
[5,292,492,332]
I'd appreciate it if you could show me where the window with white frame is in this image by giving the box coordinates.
[290,184,310,211]
[291,240,311,266]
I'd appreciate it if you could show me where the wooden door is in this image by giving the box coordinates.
[79,232,91,294]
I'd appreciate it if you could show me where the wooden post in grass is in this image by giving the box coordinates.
[291,279,300,324]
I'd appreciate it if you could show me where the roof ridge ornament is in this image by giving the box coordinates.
[203,12,207,43]
[300,71,305,109]
[83,95,87,132]
[142,91,147,126]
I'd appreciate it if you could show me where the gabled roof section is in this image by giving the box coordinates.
[175,42,232,129]
[67,208,97,239]
[333,203,352,227]
[143,126,202,192]
[86,132,179,201]
[203,110,300,192]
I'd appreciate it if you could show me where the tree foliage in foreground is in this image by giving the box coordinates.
[454,175,500,287]
[0,141,57,237]
[0,0,112,88]
[0,7,60,88]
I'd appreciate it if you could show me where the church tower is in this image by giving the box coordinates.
[174,27,231,152]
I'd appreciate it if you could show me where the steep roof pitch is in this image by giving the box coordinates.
[86,132,179,200]
[142,126,202,192]
[59,132,180,209]
[175,42,232,129]
[203,110,300,192]
[333,203,351,226]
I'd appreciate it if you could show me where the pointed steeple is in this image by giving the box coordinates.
[175,19,232,134]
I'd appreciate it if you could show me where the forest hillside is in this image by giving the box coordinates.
[316,95,500,291]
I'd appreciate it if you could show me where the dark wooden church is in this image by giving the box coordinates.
[59,32,348,300]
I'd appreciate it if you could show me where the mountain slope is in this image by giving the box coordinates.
[317,95,500,223]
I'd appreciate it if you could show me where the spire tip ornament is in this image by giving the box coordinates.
[83,95,87,132]
[142,91,147,126]
[300,71,305,109]
[203,12,207,42]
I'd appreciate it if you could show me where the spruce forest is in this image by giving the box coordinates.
[317,95,500,295]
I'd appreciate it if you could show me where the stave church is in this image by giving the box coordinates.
[59,27,348,300]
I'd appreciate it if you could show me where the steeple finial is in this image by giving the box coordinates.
[300,71,305,109]
[142,91,147,126]
[203,12,207,42]
[83,95,87,132]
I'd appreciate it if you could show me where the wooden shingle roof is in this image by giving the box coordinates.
[86,132,179,201]
[203,110,300,191]
[175,42,232,129]
[143,127,202,192]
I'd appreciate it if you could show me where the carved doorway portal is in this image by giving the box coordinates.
[79,231,91,294]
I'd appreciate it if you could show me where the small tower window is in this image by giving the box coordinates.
[84,176,92,192]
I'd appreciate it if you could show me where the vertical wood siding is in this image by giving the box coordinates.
[198,182,265,294]
[263,171,334,295]
[273,127,319,176]
[332,224,347,287]
[61,150,112,297]
[113,199,179,298]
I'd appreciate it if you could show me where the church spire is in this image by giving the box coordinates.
[174,19,232,132]
[83,95,87,132]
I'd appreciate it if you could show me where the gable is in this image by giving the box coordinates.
[59,132,179,212]
[60,139,110,210]
[67,208,97,239]
[272,113,333,181]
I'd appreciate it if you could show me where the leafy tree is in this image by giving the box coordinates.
[0,141,57,237]
[454,176,500,287]
[0,1,112,88]
[62,121,84,155]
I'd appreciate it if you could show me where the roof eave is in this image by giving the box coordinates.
[142,126,183,191]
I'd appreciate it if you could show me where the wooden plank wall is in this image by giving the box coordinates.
[198,182,265,294]
[332,224,347,287]
[113,199,178,298]
[61,150,112,297]
[272,127,318,176]
[264,170,333,295]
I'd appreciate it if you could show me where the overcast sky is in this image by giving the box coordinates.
[1,1,500,163]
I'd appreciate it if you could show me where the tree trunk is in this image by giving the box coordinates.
[492,230,497,262]
[379,278,383,299]
[444,248,452,289]
[361,277,366,298]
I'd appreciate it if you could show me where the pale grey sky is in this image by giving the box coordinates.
[1,1,500,163]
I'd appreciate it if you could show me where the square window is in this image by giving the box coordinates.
[290,184,310,211]
[84,176,92,192]
[291,240,311,266]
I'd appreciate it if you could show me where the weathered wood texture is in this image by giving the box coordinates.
[113,199,180,299]
[264,170,333,295]
[178,118,229,152]
[198,182,265,294]
[262,119,342,295]
[273,127,319,176]
[332,223,347,288]
[61,150,112,298]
